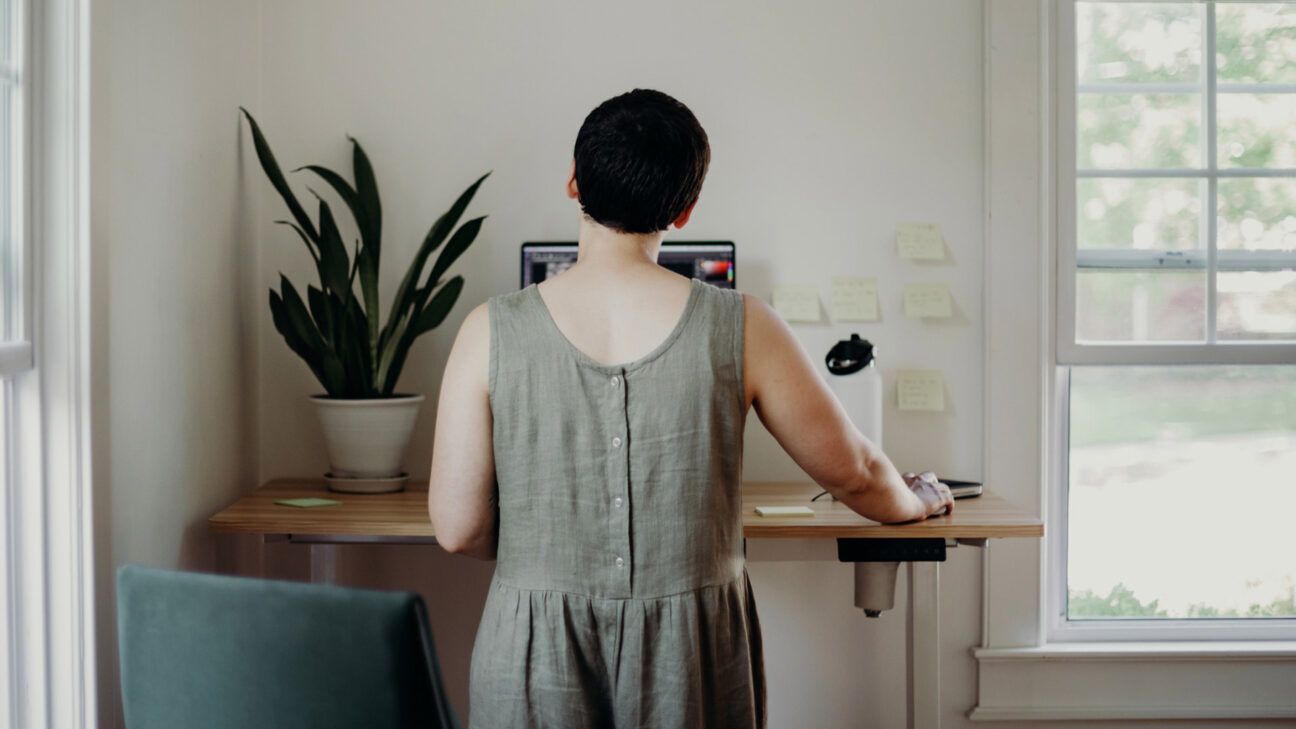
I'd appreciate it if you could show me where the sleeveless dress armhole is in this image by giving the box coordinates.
[486,295,500,409]
[731,290,746,414]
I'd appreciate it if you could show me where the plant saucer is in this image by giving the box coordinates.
[324,472,409,494]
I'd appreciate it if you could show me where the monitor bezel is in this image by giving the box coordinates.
[519,240,735,289]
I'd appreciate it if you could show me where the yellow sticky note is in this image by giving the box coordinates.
[829,277,879,322]
[773,284,821,322]
[755,505,816,517]
[897,223,946,261]
[897,370,946,412]
[903,283,953,319]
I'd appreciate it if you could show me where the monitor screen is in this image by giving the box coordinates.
[520,241,735,289]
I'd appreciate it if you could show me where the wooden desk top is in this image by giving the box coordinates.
[209,479,1042,540]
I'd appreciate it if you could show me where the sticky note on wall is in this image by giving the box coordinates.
[897,223,946,260]
[829,277,879,322]
[897,370,946,412]
[903,283,953,319]
[773,284,821,322]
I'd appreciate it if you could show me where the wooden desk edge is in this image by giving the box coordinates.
[207,479,1044,540]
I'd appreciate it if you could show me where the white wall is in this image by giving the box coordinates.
[89,0,261,726]
[249,1,987,727]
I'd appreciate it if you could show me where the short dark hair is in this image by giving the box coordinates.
[572,89,710,234]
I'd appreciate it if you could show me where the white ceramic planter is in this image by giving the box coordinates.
[311,394,425,491]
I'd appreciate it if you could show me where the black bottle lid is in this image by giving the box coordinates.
[825,334,876,376]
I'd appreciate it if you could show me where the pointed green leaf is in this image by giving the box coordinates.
[307,285,331,340]
[314,197,352,296]
[270,289,331,391]
[241,108,318,242]
[383,172,489,339]
[411,275,464,337]
[349,136,382,253]
[297,165,360,221]
[357,248,380,360]
[279,276,345,393]
[380,276,464,394]
[427,216,485,286]
[274,221,320,265]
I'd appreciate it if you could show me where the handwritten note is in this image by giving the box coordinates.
[903,283,953,319]
[897,223,946,261]
[829,277,879,322]
[773,284,821,322]
[897,370,946,412]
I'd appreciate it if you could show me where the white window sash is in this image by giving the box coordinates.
[1052,0,1296,639]
[1,0,32,381]
[1058,0,1296,366]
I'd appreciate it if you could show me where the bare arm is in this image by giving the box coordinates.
[427,302,498,559]
[742,294,952,523]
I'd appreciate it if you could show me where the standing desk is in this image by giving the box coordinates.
[209,479,1042,729]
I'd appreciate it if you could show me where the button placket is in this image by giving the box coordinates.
[607,366,632,593]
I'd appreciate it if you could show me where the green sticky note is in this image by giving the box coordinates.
[275,497,342,508]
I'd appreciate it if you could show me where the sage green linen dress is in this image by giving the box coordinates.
[469,277,766,728]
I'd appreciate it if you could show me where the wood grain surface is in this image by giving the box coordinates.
[209,479,1043,540]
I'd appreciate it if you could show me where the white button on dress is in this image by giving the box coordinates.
[612,436,622,448]
[614,556,625,567]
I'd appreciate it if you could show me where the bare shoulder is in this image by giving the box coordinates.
[443,301,491,388]
[458,300,490,341]
[741,291,779,328]
[741,291,795,353]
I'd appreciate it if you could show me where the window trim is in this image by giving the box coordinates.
[1051,0,1296,643]
[1056,0,1296,365]
[4,0,96,726]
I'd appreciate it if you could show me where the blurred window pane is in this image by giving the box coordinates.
[1217,270,1296,341]
[1068,365,1296,620]
[1216,3,1296,84]
[1076,270,1206,342]
[1218,177,1296,252]
[1077,3,1202,84]
[1078,93,1201,169]
[1078,178,1202,250]
[1,83,11,342]
[1218,93,1296,169]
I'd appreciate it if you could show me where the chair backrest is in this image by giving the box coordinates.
[117,565,458,729]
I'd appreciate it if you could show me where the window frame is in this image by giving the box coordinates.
[1050,0,1296,643]
[3,0,97,725]
[0,0,32,378]
[1057,0,1296,366]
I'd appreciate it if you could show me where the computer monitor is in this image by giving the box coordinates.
[520,241,736,289]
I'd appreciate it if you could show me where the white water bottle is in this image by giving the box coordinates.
[824,334,882,449]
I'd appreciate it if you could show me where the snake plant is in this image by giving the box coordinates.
[241,108,488,398]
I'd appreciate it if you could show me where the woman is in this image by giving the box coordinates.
[428,88,953,729]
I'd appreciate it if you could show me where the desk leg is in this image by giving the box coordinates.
[907,561,941,729]
[309,543,338,585]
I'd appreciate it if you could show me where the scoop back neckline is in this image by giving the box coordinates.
[529,278,703,373]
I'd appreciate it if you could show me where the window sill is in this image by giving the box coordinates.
[970,642,1296,722]
[975,640,1296,661]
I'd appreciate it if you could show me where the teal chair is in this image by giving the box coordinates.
[117,565,459,729]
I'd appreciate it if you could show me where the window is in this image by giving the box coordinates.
[0,0,22,720]
[0,0,26,377]
[1056,1,1296,638]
